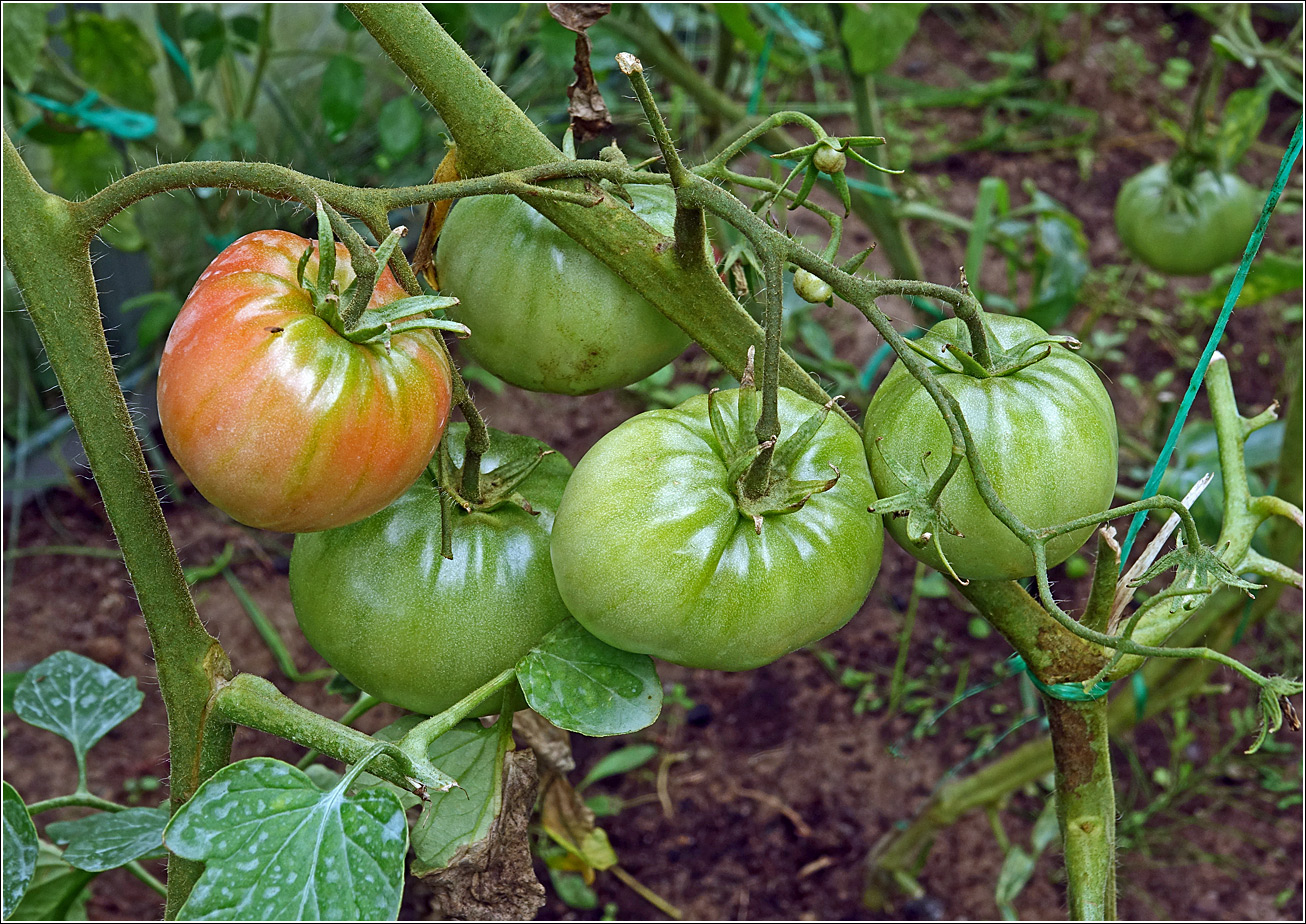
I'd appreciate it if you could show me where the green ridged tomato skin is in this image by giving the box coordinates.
[549,388,883,671]
[157,230,453,533]
[289,425,573,716]
[865,314,1118,581]
[1114,163,1261,276]
[435,185,691,395]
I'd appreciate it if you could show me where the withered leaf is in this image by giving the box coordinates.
[547,4,613,142]
[422,750,545,921]
[539,769,617,875]
[513,709,575,776]
[412,145,459,289]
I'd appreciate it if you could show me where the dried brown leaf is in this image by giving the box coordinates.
[422,750,545,921]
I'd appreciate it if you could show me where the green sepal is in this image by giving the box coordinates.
[371,224,408,272]
[944,342,992,379]
[1246,677,1305,755]
[841,135,887,147]
[867,439,967,582]
[788,161,820,212]
[770,395,835,475]
[707,389,739,462]
[846,147,905,175]
[314,198,337,292]
[296,245,314,293]
[433,437,554,516]
[1128,541,1265,599]
[839,245,876,274]
[905,336,964,373]
[831,169,852,216]
[353,295,459,328]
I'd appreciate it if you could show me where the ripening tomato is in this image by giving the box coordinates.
[434,185,691,395]
[158,230,453,532]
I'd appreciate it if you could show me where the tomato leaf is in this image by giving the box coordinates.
[3,783,39,919]
[715,4,767,54]
[839,4,926,75]
[5,841,94,922]
[577,744,658,791]
[515,620,662,737]
[1216,84,1271,170]
[1181,252,1302,318]
[12,651,144,767]
[994,845,1036,917]
[1,4,50,93]
[61,13,157,112]
[378,96,423,157]
[164,757,407,921]
[321,54,365,142]
[409,720,511,875]
[45,807,169,873]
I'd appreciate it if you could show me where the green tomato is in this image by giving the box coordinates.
[550,387,883,670]
[865,314,1118,581]
[435,185,691,395]
[813,145,846,175]
[793,269,833,304]
[1114,163,1261,276]
[289,424,573,715]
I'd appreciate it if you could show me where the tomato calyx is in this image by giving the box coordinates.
[1128,539,1264,606]
[708,376,843,535]
[431,436,554,516]
[866,437,969,584]
[294,234,468,350]
[905,320,1081,380]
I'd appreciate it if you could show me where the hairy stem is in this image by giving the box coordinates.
[3,131,234,919]
[1047,697,1116,920]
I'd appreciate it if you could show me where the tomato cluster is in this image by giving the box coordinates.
[166,198,1119,718]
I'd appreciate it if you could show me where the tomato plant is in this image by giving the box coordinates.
[1114,162,1261,276]
[435,185,691,395]
[865,313,1118,581]
[550,386,883,670]
[157,230,454,532]
[289,424,573,715]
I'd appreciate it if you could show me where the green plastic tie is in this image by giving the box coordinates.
[1118,118,1304,568]
[747,31,775,116]
[156,23,194,85]
[1008,655,1112,702]
[1131,672,1149,722]
[21,90,156,140]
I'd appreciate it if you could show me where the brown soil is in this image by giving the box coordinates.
[3,4,1302,922]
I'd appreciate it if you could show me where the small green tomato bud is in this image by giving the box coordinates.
[793,269,833,304]
[813,145,847,175]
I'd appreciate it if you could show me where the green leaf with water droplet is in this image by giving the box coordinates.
[3,782,39,918]
[13,651,143,766]
[515,620,661,737]
[164,757,407,921]
[46,807,169,873]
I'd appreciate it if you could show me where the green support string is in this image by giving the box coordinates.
[1008,655,1112,702]
[1118,118,1304,568]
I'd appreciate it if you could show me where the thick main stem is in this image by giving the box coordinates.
[3,132,234,919]
[1046,697,1117,921]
